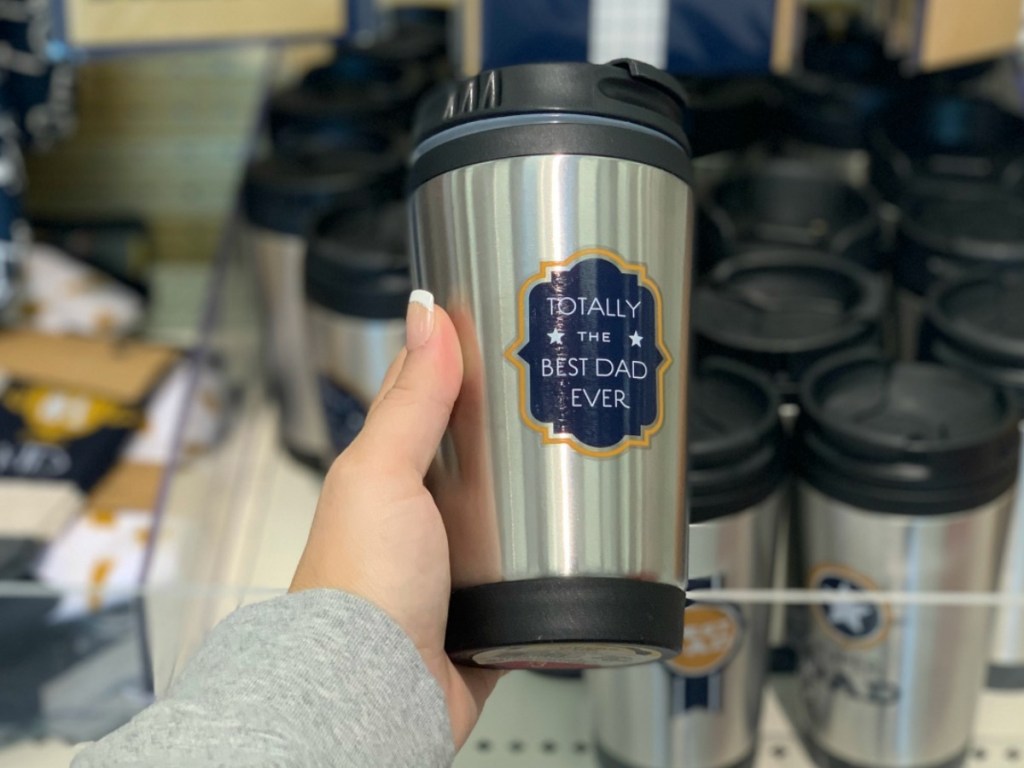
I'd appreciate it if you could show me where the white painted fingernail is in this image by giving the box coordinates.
[406,290,436,349]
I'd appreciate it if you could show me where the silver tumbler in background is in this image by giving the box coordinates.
[692,250,888,669]
[921,272,1024,688]
[591,359,786,768]
[796,355,1019,768]
[241,148,400,465]
[409,60,694,669]
[305,201,410,467]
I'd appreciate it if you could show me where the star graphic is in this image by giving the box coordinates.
[548,329,564,345]
[629,331,643,348]
[825,582,874,635]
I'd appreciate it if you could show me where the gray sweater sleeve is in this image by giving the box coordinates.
[73,589,455,768]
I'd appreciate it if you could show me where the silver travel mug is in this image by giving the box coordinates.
[796,355,1019,768]
[693,250,888,665]
[591,358,787,768]
[409,60,694,669]
[305,201,410,467]
[921,271,1024,688]
[241,148,400,465]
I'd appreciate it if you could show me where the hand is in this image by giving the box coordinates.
[290,290,501,749]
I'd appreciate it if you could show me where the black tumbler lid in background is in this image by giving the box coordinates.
[242,148,404,236]
[921,270,1024,397]
[689,358,787,522]
[409,60,693,190]
[895,182,1024,298]
[693,250,888,399]
[797,353,1020,515]
[701,159,882,270]
[868,95,1024,203]
[305,201,411,320]
[268,53,432,149]
[678,77,781,157]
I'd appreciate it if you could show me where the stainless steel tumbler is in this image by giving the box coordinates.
[591,358,786,768]
[921,272,1024,688]
[693,250,888,664]
[409,60,693,669]
[241,148,400,465]
[894,182,1024,360]
[796,355,1020,768]
[305,201,410,466]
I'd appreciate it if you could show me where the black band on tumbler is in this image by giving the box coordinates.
[446,577,685,670]
[596,743,755,768]
[987,664,1024,690]
[408,121,693,190]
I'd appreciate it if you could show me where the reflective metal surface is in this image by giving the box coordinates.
[412,155,692,587]
[590,489,784,768]
[991,424,1024,680]
[798,482,1008,768]
[245,224,329,463]
[306,303,405,464]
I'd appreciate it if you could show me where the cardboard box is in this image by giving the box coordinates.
[51,0,347,53]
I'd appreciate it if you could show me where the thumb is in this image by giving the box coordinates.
[348,290,463,478]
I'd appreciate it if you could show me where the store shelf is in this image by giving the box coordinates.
[194,404,1024,768]
[454,671,1024,768]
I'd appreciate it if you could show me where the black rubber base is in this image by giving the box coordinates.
[987,664,1024,690]
[446,577,685,670]
[597,742,754,768]
[809,743,967,768]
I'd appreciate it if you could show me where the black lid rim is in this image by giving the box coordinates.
[695,250,888,355]
[925,272,1024,366]
[407,120,692,191]
[924,335,1024,399]
[412,60,692,155]
[688,357,788,521]
[798,449,1017,516]
[797,356,1019,515]
[690,357,782,462]
[704,160,882,261]
[800,351,1019,456]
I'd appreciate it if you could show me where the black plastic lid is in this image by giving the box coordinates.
[242,148,403,235]
[689,358,787,522]
[267,55,431,143]
[869,95,1024,202]
[798,353,1020,515]
[678,77,781,157]
[693,250,888,399]
[895,182,1024,297]
[305,201,411,319]
[412,59,691,152]
[921,270,1024,397]
[702,159,882,269]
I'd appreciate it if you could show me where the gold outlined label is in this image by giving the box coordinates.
[809,563,892,650]
[504,247,672,459]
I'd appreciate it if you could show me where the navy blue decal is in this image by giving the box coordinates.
[669,575,744,713]
[511,254,666,454]
[319,376,367,454]
[815,575,881,640]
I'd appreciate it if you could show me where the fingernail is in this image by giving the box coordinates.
[406,290,435,350]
